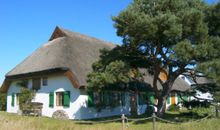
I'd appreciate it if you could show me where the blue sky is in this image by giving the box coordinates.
[0,0,218,85]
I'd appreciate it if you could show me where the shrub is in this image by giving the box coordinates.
[0,93,7,111]
[167,104,180,112]
[17,80,36,110]
[145,105,155,116]
[191,107,212,117]
[19,87,35,110]
[183,100,211,109]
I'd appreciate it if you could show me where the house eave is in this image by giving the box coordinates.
[0,68,82,93]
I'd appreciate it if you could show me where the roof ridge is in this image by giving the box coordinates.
[57,27,116,47]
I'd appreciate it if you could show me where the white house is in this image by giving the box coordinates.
[1,27,148,119]
[0,27,199,119]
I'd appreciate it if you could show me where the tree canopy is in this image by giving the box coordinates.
[87,0,220,116]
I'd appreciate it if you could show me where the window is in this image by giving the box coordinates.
[56,92,64,106]
[87,91,126,107]
[56,91,70,107]
[32,78,41,90]
[138,93,147,105]
[42,77,48,86]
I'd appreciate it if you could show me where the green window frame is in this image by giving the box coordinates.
[49,92,54,108]
[177,95,181,103]
[166,95,170,104]
[11,93,15,107]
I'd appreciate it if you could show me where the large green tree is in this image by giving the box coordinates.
[197,2,220,101]
[88,0,220,116]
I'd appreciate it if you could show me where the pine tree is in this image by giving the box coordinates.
[88,0,220,116]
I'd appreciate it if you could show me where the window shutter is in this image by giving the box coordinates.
[166,96,170,104]
[149,95,155,104]
[178,95,181,103]
[121,93,125,106]
[183,96,188,101]
[64,91,70,107]
[11,93,15,107]
[49,92,54,108]
[88,91,94,107]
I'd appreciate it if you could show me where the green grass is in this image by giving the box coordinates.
[0,111,219,130]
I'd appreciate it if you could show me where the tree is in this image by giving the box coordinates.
[0,92,7,110]
[88,0,220,117]
[197,2,220,102]
[198,2,220,84]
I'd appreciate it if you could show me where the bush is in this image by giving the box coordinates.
[145,105,155,116]
[191,107,212,117]
[183,100,211,109]
[0,93,7,111]
[167,104,180,112]
[19,87,35,110]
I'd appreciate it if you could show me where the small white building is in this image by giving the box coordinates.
[179,74,214,102]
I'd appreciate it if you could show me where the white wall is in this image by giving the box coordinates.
[7,75,131,119]
[78,92,131,119]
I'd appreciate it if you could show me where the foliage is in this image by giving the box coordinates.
[0,92,7,111]
[145,105,155,117]
[87,0,220,116]
[87,59,143,90]
[167,104,180,112]
[183,100,211,109]
[16,80,29,88]
[191,107,212,117]
[197,2,220,102]
[16,80,35,110]
[213,91,220,102]
[19,87,35,110]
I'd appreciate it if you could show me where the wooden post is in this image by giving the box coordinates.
[216,105,219,118]
[152,113,156,130]
[121,114,125,130]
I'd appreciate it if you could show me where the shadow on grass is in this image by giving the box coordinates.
[74,110,210,125]
[73,115,122,125]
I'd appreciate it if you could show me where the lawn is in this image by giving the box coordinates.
[0,111,219,130]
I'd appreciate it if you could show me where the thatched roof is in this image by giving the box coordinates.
[6,26,115,87]
[140,69,191,92]
[192,76,215,85]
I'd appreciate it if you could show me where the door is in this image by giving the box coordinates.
[130,94,137,115]
[171,93,176,105]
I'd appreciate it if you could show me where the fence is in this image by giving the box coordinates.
[74,111,217,130]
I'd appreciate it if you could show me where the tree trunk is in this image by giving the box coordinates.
[156,96,167,117]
